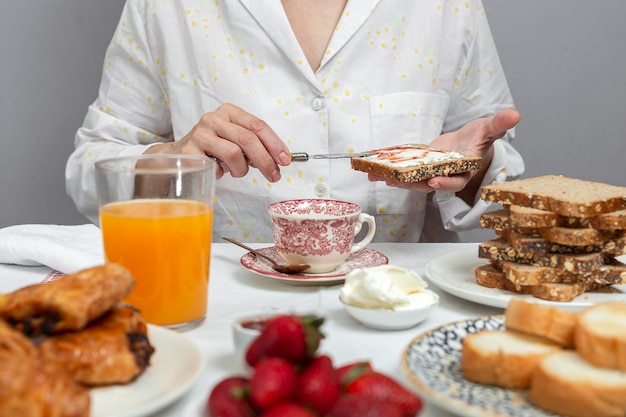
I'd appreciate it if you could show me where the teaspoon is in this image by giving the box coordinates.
[222,237,311,275]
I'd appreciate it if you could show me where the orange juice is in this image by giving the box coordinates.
[100,199,213,327]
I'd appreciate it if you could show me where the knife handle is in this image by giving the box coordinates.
[214,152,310,164]
[290,152,310,162]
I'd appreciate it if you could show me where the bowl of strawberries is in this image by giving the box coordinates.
[210,314,423,417]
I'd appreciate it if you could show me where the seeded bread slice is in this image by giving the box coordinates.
[481,175,626,218]
[480,208,510,231]
[475,263,508,289]
[589,208,626,230]
[509,205,564,228]
[509,205,610,228]
[501,259,625,286]
[480,209,541,236]
[499,261,619,286]
[350,144,482,183]
[478,238,605,272]
[506,231,551,254]
[474,264,608,301]
[538,226,619,246]
[499,230,626,257]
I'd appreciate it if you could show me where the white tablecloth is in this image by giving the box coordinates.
[0,242,502,417]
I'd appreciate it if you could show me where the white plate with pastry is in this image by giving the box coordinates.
[424,247,626,311]
[91,325,204,417]
[401,315,557,417]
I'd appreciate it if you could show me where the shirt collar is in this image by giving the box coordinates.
[237,0,380,77]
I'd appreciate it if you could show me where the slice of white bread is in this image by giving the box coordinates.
[504,299,577,348]
[529,350,626,417]
[574,302,626,371]
[350,143,482,183]
[462,301,626,416]
[480,175,626,218]
[461,329,562,389]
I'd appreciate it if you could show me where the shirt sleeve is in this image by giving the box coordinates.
[432,0,525,232]
[434,139,525,231]
[65,0,172,222]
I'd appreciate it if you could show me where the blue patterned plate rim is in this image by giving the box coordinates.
[400,315,561,417]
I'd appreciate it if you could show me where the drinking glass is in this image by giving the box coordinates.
[95,154,216,331]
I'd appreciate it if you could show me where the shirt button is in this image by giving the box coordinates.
[311,96,326,111]
[314,183,328,196]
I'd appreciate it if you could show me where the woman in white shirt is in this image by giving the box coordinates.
[66,0,525,243]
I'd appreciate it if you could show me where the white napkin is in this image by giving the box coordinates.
[0,224,105,274]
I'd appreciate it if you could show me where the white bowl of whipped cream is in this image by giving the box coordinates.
[339,265,439,330]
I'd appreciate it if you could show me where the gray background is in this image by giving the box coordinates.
[1,1,625,242]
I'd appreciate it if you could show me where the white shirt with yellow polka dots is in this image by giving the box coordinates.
[66,0,525,243]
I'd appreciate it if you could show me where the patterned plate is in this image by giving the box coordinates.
[240,247,388,286]
[401,316,560,417]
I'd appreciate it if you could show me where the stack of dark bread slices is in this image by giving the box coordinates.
[476,175,626,302]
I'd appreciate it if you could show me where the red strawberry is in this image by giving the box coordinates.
[325,393,404,417]
[207,376,257,417]
[259,402,318,417]
[245,314,324,367]
[296,354,341,414]
[336,361,373,387]
[250,357,299,410]
[344,372,422,417]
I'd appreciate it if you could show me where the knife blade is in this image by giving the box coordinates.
[213,151,374,165]
[290,151,375,162]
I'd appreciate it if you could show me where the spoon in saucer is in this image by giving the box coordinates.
[222,237,311,275]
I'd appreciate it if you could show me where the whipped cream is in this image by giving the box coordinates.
[363,144,464,168]
[340,265,438,311]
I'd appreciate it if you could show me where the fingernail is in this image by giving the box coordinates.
[279,152,292,165]
[271,169,281,182]
[428,181,440,189]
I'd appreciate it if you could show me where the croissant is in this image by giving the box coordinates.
[39,304,155,386]
[0,263,134,336]
[0,319,90,417]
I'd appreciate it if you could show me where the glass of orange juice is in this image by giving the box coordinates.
[95,155,216,331]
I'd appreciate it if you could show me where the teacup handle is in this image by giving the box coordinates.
[350,213,376,254]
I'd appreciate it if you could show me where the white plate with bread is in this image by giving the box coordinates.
[425,247,626,311]
[427,175,626,310]
[402,299,626,417]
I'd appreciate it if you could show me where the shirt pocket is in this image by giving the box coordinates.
[368,92,450,215]
[369,92,450,147]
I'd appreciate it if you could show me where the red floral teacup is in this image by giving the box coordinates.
[267,199,376,274]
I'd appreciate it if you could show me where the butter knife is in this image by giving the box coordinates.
[290,151,374,162]
[214,151,374,165]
